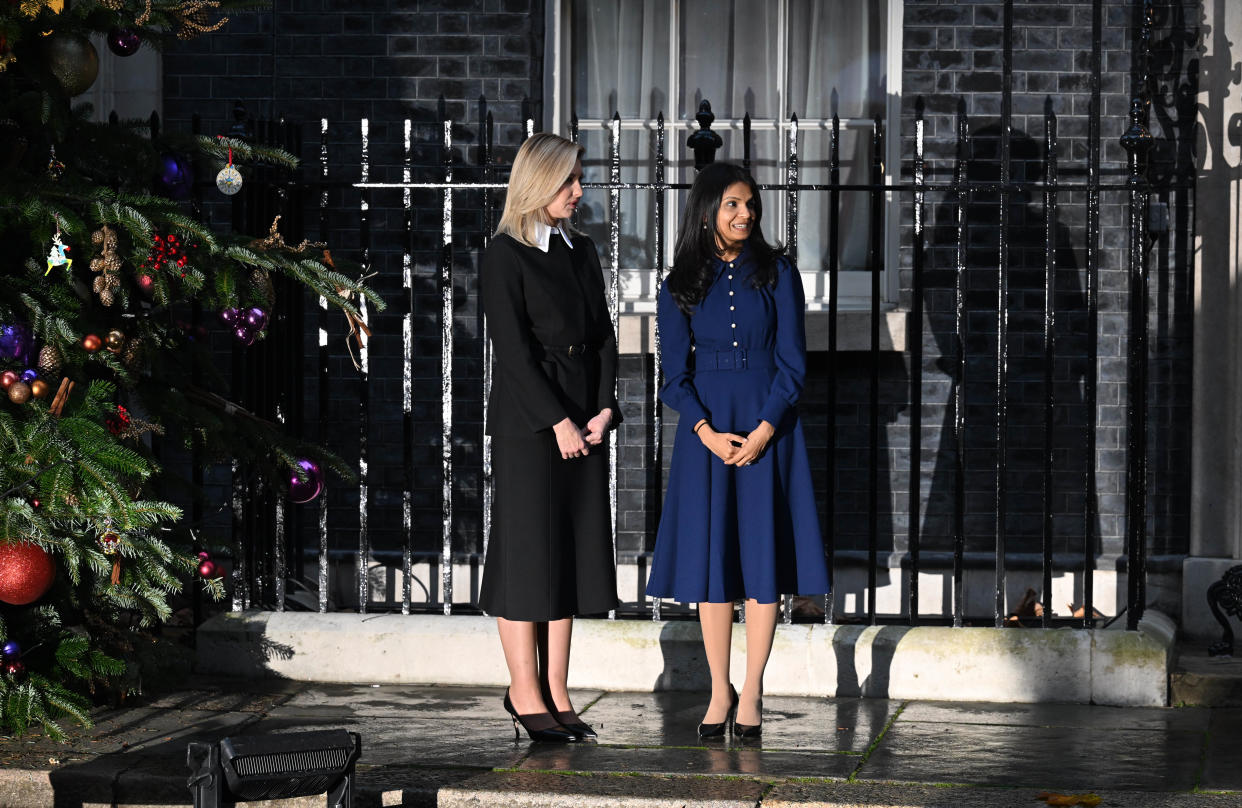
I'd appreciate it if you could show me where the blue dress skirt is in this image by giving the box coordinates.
[646,250,830,604]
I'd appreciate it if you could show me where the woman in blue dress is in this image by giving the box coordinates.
[647,162,830,740]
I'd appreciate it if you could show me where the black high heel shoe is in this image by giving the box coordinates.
[732,694,762,739]
[502,691,579,743]
[697,686,738,739]
[553,711,597,741]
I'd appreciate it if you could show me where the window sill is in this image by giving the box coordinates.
[618,309,907,354]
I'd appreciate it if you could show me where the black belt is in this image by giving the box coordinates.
[543,343,591,358]
[694,348,774,371]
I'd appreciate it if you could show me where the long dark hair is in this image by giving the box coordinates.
[665,162,786,314]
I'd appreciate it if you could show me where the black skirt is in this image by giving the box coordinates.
[479,431,618,621]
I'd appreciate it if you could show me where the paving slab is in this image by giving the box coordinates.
[1201,708,1242,791]
[858,720,1204,791]
[898,700,1212,733]
[437,770,765,808]
[282,684,604,721]
[766,782,1242,808]
[519,742,858,779]
[580,691,898,754]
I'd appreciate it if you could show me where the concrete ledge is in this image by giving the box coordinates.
[196,610,1176,706]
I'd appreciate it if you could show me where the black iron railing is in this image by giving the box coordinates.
[205,0,1172,632]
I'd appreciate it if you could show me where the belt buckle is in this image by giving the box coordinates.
[568,345,579,357]
[738,349,748,369]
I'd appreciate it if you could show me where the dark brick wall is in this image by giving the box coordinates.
[163,1,1196,598]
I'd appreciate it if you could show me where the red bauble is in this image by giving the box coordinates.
[198,560,217,578]
[0,541,56,605]
[0,370,16,389]
[137,274,154,294]
[82,334,102,352]
[3,660,25,679]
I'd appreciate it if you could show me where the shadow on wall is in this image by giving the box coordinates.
[653,619,909,699]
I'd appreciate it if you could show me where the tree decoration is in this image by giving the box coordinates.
[288,458,324,504]
[141,232,193,277]
[0,370,17,389]
[106,27,141,57]
[45,227,71,276]
[7,380,31,403]
[47,145,65,180]
[21,369,36,383]
[43,33,99,96]
[81,334,102,352]
[99,528,121,585]
[104,404,131,435]
[197,550,216,578]
[0,541,56,605]
[90,226,123,306]
[29,379,48,398]
[0,324,33,365]
[155,154,193,200]
[104,329,125,354]
[1,641,21,660]
[37,345,63,376]
[215,136,242,195]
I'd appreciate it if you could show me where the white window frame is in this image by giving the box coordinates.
[544,0,903,314]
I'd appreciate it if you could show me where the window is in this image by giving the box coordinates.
[546,0,902,310]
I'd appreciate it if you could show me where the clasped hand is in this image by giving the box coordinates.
[698,420,774,466]
[553,408,613,459]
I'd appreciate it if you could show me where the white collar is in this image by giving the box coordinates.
[534,221,574,253]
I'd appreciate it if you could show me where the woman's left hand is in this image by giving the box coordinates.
[726,420,775,467]
[583,408,613,445]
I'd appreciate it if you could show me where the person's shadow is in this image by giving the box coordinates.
[920,118,1098,618]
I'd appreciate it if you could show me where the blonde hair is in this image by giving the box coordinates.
[496,133,585,246]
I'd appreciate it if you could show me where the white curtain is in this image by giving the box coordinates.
[569,0,886,279]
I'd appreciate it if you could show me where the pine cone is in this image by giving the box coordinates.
[122,336,145,371]
[251,267,276,307]
[37,345,63,376]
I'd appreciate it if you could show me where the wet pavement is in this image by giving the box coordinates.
[0,677,1238,807]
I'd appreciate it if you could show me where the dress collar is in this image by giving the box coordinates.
[534,221,575,253]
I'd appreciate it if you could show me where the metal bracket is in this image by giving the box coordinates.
[1207,564,1242,657]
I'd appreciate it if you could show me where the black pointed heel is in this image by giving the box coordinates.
[732,695,762,739]
[553,711,597,741]
[503,691,579,743]
[697,686,738,739]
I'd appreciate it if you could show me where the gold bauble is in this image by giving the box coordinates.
[105,329,125,353]
[29,379,49,399]
[8,381,31,404]
[44,33,99,97]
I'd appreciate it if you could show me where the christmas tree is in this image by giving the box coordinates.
[0,0,379,738]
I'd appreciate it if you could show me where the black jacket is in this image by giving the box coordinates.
[480,232,622,437]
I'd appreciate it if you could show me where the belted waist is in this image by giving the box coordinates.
[542,342,593,358]
[694,347,774,372]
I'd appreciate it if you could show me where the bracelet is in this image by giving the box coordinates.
[693,420,708,435]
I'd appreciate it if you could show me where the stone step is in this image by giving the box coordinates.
[1171,648,1242,706]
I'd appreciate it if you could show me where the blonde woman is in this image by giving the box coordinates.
[479,133,620,743]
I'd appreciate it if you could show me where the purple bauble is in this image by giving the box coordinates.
[243,306,269,332]
[232,324,256,346]
[288,459,324,504]
[21,369,37,383]
[157,153,194,201]
[0,324,33,366]
[1,641,19,659]
[106,27,141,57]
[219,307,240,326]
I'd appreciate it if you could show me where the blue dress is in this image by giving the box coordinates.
[646,248,831,604]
